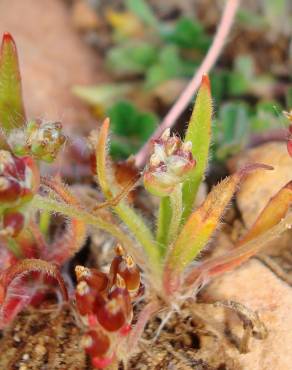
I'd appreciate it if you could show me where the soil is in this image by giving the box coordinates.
[0,301,242,370]
[0,305,88,370]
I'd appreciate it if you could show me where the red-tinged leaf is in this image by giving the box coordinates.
[163,163,273,295]
[0,33,26,132]
[0,259,68,328]
[184,182,292,288]
[185,211,292,291]
[238,181,292,245]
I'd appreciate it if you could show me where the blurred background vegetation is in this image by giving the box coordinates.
[68,0,291,162]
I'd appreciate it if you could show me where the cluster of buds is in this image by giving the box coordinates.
[75,245,141,369]
[283,110,292,157]
[143,129,196,197]
[0,150,39,236]
[11,119,66,163]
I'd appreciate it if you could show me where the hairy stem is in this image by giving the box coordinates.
[135,0,241,168]
[115,202,161,271]
[168,184,183,244]
[156,197,172,255]
[30,195,144,266]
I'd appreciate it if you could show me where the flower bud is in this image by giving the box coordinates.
[75,265,109,293]
[109,279,132,321]
[95,297,126,332]
[13,120,66,162]
[92,355,114,369]
[143,131,196,196]
[109,244,125,286]
[0,150,39,206]
[116,255,140,295]
[76,281,104,316]
[81,330,110,357]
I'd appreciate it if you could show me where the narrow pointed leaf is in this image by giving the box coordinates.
[0,33,26,132]
[95,119,160,270]
[185,211,292,289]
[182,75,212,222]
[163,164,272,295]
[237,181,292,245]
[184,181,292,288]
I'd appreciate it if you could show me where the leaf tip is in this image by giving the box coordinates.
[103,117,110,129]
[2,32,14,43]
[201,73,211,92]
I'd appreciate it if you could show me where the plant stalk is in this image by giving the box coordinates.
[135,0,241,168]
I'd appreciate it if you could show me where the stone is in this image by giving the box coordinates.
[231,142,292,228]
[204,259,292,370]
[0,0,105,132]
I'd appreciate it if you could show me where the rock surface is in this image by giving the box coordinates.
[232,142,292,227]
[0,0,104,132]
[204,259,292,370]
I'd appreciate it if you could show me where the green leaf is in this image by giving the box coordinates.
[72,83,134,111]
[250,100,282,132]
[227,55,254,96]
[212,102,249,161]
[162,17,211,51]
[107,101,158,159]
[106,42,158,75]
[0,33,26,132]
[145,45,196,89]
[182,75,212,222]
[163,164,272,295]
[125,0,159,28]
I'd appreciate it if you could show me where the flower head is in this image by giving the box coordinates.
[144,129,196,196]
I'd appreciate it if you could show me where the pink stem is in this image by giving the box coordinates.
[135,0,241,168]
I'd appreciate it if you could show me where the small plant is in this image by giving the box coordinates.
[0,33,292,370]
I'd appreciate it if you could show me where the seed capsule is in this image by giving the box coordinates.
[116,255,140,294]
[108,282,132,320]
[109,244,125,286]
[76,281,104,316]
[75,265,109,293]
[95,297,126,332]
[82,330,110,357]
[91,355,114,369]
